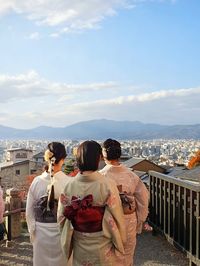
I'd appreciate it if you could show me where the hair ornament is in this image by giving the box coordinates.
[44,149,54,163]
[102,148,107,158]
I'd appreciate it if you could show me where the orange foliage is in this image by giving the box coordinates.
[68,169,79,177]
[188,150,200,169]
[27,174,37,187]
[19,190,26,201]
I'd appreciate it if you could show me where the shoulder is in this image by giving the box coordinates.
[57,171,73,184]
[100,165,119,180]
[29,174,48,191]
[97,172,117,192]
[99,164,112,175]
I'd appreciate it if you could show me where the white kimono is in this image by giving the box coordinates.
[26,170,72,266]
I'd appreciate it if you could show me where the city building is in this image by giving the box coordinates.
[0,148,44,193]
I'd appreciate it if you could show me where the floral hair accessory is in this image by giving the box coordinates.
[102,148,107,158]
[44,149,54,163]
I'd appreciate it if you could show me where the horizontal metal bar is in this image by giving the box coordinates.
[149,171,200,192]
[3,208,26,217]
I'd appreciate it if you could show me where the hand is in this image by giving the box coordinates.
[30,231,35,243]
[143,222,153,232]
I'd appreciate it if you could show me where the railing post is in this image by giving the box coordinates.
[6,188,22,239]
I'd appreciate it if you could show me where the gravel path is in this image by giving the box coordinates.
[0,231,189,266]
[134,232,189,266]
[0,233,32,266]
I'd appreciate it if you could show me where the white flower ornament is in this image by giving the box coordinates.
[102,148,107,158]
[44,149,54,163]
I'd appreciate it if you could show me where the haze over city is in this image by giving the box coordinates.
[0,0,200,129]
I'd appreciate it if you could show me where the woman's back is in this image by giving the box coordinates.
[100,164,140,195]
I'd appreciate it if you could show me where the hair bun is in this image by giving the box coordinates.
[103,139,121,160]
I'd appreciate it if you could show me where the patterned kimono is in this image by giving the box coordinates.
[57,171,126,266]
[100,164,149,266]
[26,171,72,266]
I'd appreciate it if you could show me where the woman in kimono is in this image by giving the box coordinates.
[26,142,72,266]
[100,139,149,266]
[58,140,126,266]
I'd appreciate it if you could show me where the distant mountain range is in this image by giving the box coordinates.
[0,119,200,140]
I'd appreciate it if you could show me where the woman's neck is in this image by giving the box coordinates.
[106,159,120,166]
[51,159,64,174]
[81,170,94,175]
[53,164,62,174]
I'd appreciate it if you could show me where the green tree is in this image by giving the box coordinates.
[64,159,75,175]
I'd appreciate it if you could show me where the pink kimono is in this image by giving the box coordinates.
[100,164,149,266]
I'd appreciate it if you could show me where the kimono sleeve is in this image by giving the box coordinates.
[26,184,36,242]
[134,178,149,233]
[57,192,74,261]
[102,179,126,253]
[57,193,67,229]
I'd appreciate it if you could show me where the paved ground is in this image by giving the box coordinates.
[0,233,32,266]
[0,231,189,266]
[134,232,189,266]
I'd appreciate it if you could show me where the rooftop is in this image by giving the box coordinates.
[7,148,33,152]
[123,157,145,168]
[169,165,200,182]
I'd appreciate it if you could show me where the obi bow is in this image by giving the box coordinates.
[63,194,93,221]
[71,194,93,209]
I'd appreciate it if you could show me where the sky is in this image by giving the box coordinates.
[0,0,200,129]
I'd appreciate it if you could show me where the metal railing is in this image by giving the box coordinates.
[149,171,200,266]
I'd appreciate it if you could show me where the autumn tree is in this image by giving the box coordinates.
[187,150,200,169]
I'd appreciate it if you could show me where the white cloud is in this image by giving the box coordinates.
[63,86,200,107]
[0,70,199,128]
[0,0,174,35]
[28,31,40,40]
[0,70,118,102]
[53,86,200,126]
[0,0,131,33]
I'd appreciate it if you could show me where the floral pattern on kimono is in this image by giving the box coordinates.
[57,171,126,266]
[100,164,149,266]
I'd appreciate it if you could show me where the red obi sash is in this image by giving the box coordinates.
[63,194,105,233]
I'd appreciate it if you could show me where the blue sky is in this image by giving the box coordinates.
[0,0,200,129]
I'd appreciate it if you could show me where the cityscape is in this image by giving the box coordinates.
[0,0,200,265]
[0,138,200,167]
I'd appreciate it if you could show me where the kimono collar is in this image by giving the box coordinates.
[76,171,102,182]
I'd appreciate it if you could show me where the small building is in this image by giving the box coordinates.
[0,159,43,193]
[6,148,33,163]
[123,157,166,174]
[32,151,45,164]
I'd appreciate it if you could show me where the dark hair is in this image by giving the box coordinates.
[76,140,102,172]
[48,142,67,164]
[102,138,121,160]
